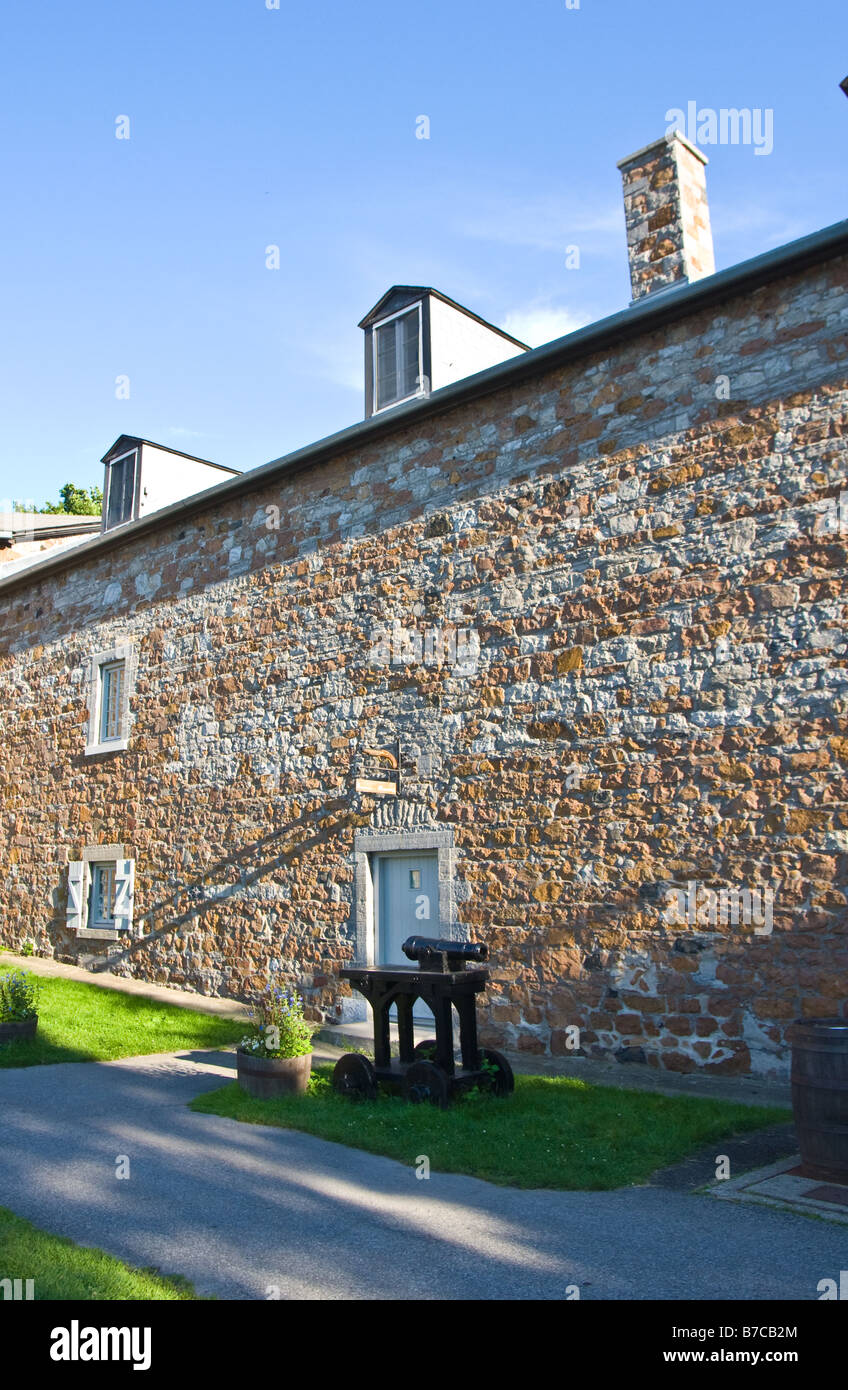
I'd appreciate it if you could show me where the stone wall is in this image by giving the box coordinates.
[1,249,846,1077]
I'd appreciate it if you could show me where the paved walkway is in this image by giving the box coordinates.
[0,1049,840,1300]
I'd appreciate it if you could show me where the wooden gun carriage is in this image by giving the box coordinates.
[332,935,514,1108]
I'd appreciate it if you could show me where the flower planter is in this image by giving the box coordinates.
[236,1049,312,1099]
[0,1015,38,1043]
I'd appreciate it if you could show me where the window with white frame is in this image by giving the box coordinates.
[105,450,137,529]
[85,644,133,756]
[66,850,135,938]
[374,305,422,411]
[89,862,117,927]
[99,661,125,743]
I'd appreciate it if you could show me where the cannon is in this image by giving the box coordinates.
[332,935,513,1108]
[402,936,488,971]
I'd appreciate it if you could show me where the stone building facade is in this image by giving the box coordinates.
[1,134,847,1078]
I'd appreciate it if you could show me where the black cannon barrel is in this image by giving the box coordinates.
[402,935,488,963]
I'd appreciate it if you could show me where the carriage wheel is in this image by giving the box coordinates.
[412,1038,438,1061]
[405,1060,450,1109]
[479,1047,515,1096]
[332,1052,378,1101]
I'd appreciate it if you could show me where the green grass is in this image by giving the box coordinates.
[0,965,246,1068]
[191,1064,789,1190]
[0,1205,205,1300]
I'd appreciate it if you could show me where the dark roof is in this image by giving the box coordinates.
[2,216,847,599]
[0,515,101,547]
[2,516,101,539]
[358,285,530,350]
[101,435,241,472]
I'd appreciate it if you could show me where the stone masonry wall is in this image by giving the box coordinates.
[1,250,846,1077]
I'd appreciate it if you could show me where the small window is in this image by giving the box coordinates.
[105,450,137,529]
[99,661,125,742]
[89,863,117,926]
[374,307,421,410]
[85,643,133,756]
[68,853,135,936]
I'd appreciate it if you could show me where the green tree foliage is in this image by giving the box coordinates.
[38,483,103,516]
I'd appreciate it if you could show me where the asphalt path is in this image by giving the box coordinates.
[0,1050,843,1300]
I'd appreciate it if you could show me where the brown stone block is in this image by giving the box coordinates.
[704,1046,751,1076]
[589,1012,615,1030]
[664,1015,694,1036]
[660,1051,697,1073]
[694,1015,720,1036]
[556,646,583,674]
[619,992,664,1013]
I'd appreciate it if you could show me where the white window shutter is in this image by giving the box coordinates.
[67,861,86,933]
[113,860,135,932]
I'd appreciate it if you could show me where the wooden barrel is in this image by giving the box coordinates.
[235,1049,312,1099]
[790,1017,848,1183]
[0,1015,38,1043]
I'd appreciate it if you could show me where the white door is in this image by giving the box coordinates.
[374,851,439,1024]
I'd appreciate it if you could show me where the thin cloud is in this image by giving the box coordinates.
[502,303,593,348]
[309,339,363,395]
[456,194,622,256]
[711,200,810,249]
[167,426,208,440]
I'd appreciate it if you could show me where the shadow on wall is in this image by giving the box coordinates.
[55,797,373,1001]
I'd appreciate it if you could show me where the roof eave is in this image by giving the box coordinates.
[3,216,847,601]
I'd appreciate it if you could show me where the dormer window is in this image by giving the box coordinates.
[100,437,240,534]
[373,304,423,412]
[359,287,528,420]
[105,449,137,529]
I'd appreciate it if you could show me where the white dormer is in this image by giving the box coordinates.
[358,287,528,419]
[100,437,241,533]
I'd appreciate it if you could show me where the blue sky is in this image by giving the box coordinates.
[1,0,846,507]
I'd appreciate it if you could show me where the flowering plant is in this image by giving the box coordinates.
[238,981,312,1059]
[0,970,40,1022]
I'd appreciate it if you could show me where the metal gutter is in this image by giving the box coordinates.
[2,216,846,601]
[2,520,101,542]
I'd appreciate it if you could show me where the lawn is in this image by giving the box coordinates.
[0,965,246,1067]
[191,1064,789,1190]
[0,1205,204,1300]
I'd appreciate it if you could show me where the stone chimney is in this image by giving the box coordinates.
[617,130,715,302]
